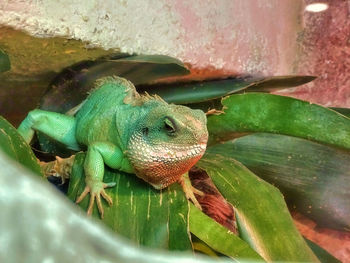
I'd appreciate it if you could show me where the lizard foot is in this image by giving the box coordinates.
[179,173,204,211]
[76,181,116,219]
[39,155,75,184]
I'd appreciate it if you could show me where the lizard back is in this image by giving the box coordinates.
[75,77,140,147]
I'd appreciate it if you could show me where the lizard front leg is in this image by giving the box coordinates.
[17,109,80,151]
[76,141,133,218]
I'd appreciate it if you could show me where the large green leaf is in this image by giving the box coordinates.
[67,153,192,250]
[331,107,350,118]
[198,151,319,262]
[208,133,350,230]
[138,75,315,104]
[238,75,316,93]
[0,116,42,176]
[0,49,10,73]
[207,93,350,150]
[189,204,264,261]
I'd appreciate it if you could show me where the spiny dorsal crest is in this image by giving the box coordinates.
[93,76,166,106]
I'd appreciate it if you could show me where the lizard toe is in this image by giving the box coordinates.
[76,180,115,218]
[96,194,104,219]
[76,186,90,204]
[87,193,96,216]
[101,189,113,206]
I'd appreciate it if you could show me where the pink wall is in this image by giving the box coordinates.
[291,0,350,107]
[169,0,301,76]
[169,0,349,108]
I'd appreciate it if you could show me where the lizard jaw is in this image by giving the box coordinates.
[126,133,207,189]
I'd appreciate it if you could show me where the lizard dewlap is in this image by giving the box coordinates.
[18,76,208,217]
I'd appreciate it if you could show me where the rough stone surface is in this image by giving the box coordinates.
[0,0,183,62]
[0,0,302,75]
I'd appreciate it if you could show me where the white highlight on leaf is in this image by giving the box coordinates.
[159,189,163,206]
[130,190,133,210]
[178,213,186,224]
[115,175,120,206]
[147,189,151,220]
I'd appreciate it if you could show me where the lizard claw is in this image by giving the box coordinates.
[75,186,90,204]
[76,181,115,219]
[179,173,203,211]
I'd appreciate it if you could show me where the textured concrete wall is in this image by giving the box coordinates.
[0,0,302,75]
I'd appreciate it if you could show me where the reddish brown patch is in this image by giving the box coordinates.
[293,212,350,262]
[153,64,241,84]
[189,167,237,234]
[137,153,204,190]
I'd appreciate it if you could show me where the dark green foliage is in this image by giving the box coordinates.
[139,75,315,104]
[198,151,318,262]
[189,204,264,261]
[207,93,350,150]
[208,134,350,230]
[0,49,10,73]
[0,116,42,176]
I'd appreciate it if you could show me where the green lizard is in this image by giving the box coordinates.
[18,76,208,217]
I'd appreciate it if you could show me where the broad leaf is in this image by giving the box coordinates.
[239,75,316,93]
[191,237,220,257]
[331,107,350,118]
[138,75,315,104]
[0,116,42,176]
[207,93,350,150]
[189,204,264,261]
[0,49,10,73]
[198,151,318,262]
[208,133,350,230]
[67,153,192,250]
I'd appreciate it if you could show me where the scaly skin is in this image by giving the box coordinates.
[18,76,208,217]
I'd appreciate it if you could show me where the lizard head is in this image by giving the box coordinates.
[126,101,208,189]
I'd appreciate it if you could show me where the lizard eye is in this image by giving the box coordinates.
[164,117,176,134]
[142,127,149,136]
